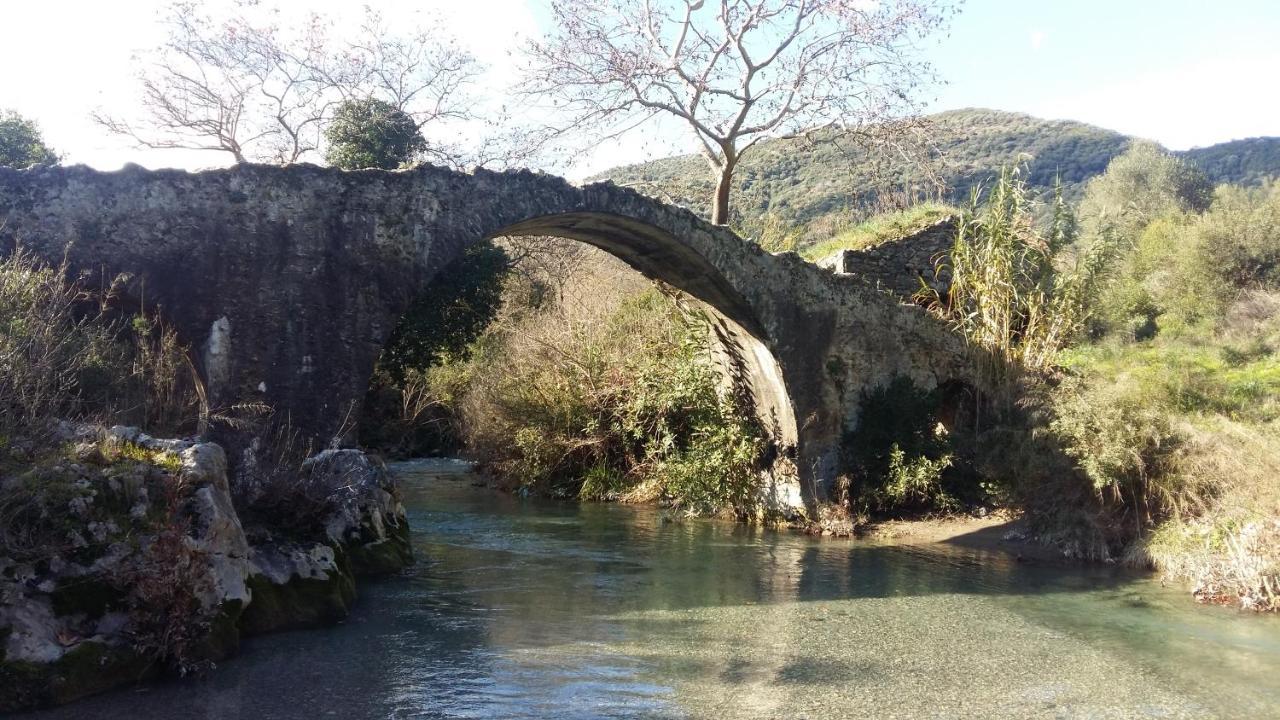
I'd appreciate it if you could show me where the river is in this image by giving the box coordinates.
[28,460,1280,719]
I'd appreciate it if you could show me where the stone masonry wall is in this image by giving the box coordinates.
[0,163,974,513]
[817,216,958,299]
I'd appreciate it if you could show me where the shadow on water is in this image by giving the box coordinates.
[404,471,1141,611]
[24,464,1280,720]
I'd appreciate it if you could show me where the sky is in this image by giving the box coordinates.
[1,0,1277,177]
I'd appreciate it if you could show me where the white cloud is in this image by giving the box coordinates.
[1034,53,1280,149]
[1029,30,1046,51]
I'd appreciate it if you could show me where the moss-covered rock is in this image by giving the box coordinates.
[0,641,155,712]
[191,599,245,663]
[239,544,358,635]
[346,517,413,577]
[1,439,416,712]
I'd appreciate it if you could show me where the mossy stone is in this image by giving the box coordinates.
[346,520,414,577]
[0,641,154,713]
[239,548,358,636]
[190,599,245,662]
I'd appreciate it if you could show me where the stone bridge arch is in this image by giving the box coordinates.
[0,163,971,516]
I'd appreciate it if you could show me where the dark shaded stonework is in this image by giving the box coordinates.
[0,163,970,514]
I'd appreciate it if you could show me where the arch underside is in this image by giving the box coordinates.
[490,212,800,453]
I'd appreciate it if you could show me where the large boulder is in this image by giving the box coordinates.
[237,449,412,634]
[1,435,413,713]
[0,437,251,712]
[302,449,413,575]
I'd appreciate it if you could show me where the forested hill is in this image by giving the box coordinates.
[1181,136,1280,187]
[593,108,1280,227]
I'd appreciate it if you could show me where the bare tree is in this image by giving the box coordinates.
[96,2,483,166]
[524,0,954,225]
[318,7,486,167]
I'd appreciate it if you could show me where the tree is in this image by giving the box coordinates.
[325,99,427,170]
[1078,142,1214,243]
[96,2,480,166]
[0,111,59,168]
[378,243,511,381]
[524,0,953,225]
[1080,144,1218,339]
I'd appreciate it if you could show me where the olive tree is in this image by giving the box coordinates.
[1079,142,1214,242]
[524,0,954,224]
[0,111,59,168]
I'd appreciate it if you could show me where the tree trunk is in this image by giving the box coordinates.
[711,161,735,226]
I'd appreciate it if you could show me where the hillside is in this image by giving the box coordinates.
[594,108,1280,231]
[1183,137,1280,187]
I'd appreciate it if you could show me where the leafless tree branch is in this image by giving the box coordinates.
[522,0,955,224]
[95,1,485,167]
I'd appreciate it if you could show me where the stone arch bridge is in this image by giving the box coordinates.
[0,164,968,515]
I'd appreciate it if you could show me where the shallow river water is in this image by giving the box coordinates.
[29,460,1280,719]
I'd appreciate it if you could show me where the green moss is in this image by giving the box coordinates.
[191,599,244,662]
[345,521,414,577]
[239,548,358,636]
[111,442,183,473]
[0,641,154,713]
[800,203,958,261]
[0,657,46,711]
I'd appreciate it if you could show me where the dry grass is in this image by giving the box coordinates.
[0,248,201,443]
[798,202,957,261]
[1141,418,1280,611]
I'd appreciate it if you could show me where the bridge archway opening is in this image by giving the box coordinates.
[361,210,801,502]
[485,212,799,454]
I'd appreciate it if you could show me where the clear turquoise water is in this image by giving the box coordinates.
[28,461,1280,719]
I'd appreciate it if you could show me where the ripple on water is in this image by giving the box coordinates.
[23,466,1280,720]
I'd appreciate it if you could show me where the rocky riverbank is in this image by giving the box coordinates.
[0,426,412,713]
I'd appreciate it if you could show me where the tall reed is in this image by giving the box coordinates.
[919,165,1115,395]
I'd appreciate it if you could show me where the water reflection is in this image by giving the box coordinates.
[27,463,1280,719]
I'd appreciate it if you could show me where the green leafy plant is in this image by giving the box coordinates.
[324,98,427,171]
[0,109,59,168]
[444,272,765,518]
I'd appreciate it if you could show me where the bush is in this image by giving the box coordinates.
[0,249,102,440]
[1077,142,1213,244]
[1195,181,1280,290]
[1048,374,1184,527]
[441,248,765,517]
[842,377,967,515]
[880,444,956,512]
[1045,289,1280,577]
[0,250,200,446]
[359,242,509,457]
[1143,419,1280,611]
[1091,181,1280,341]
